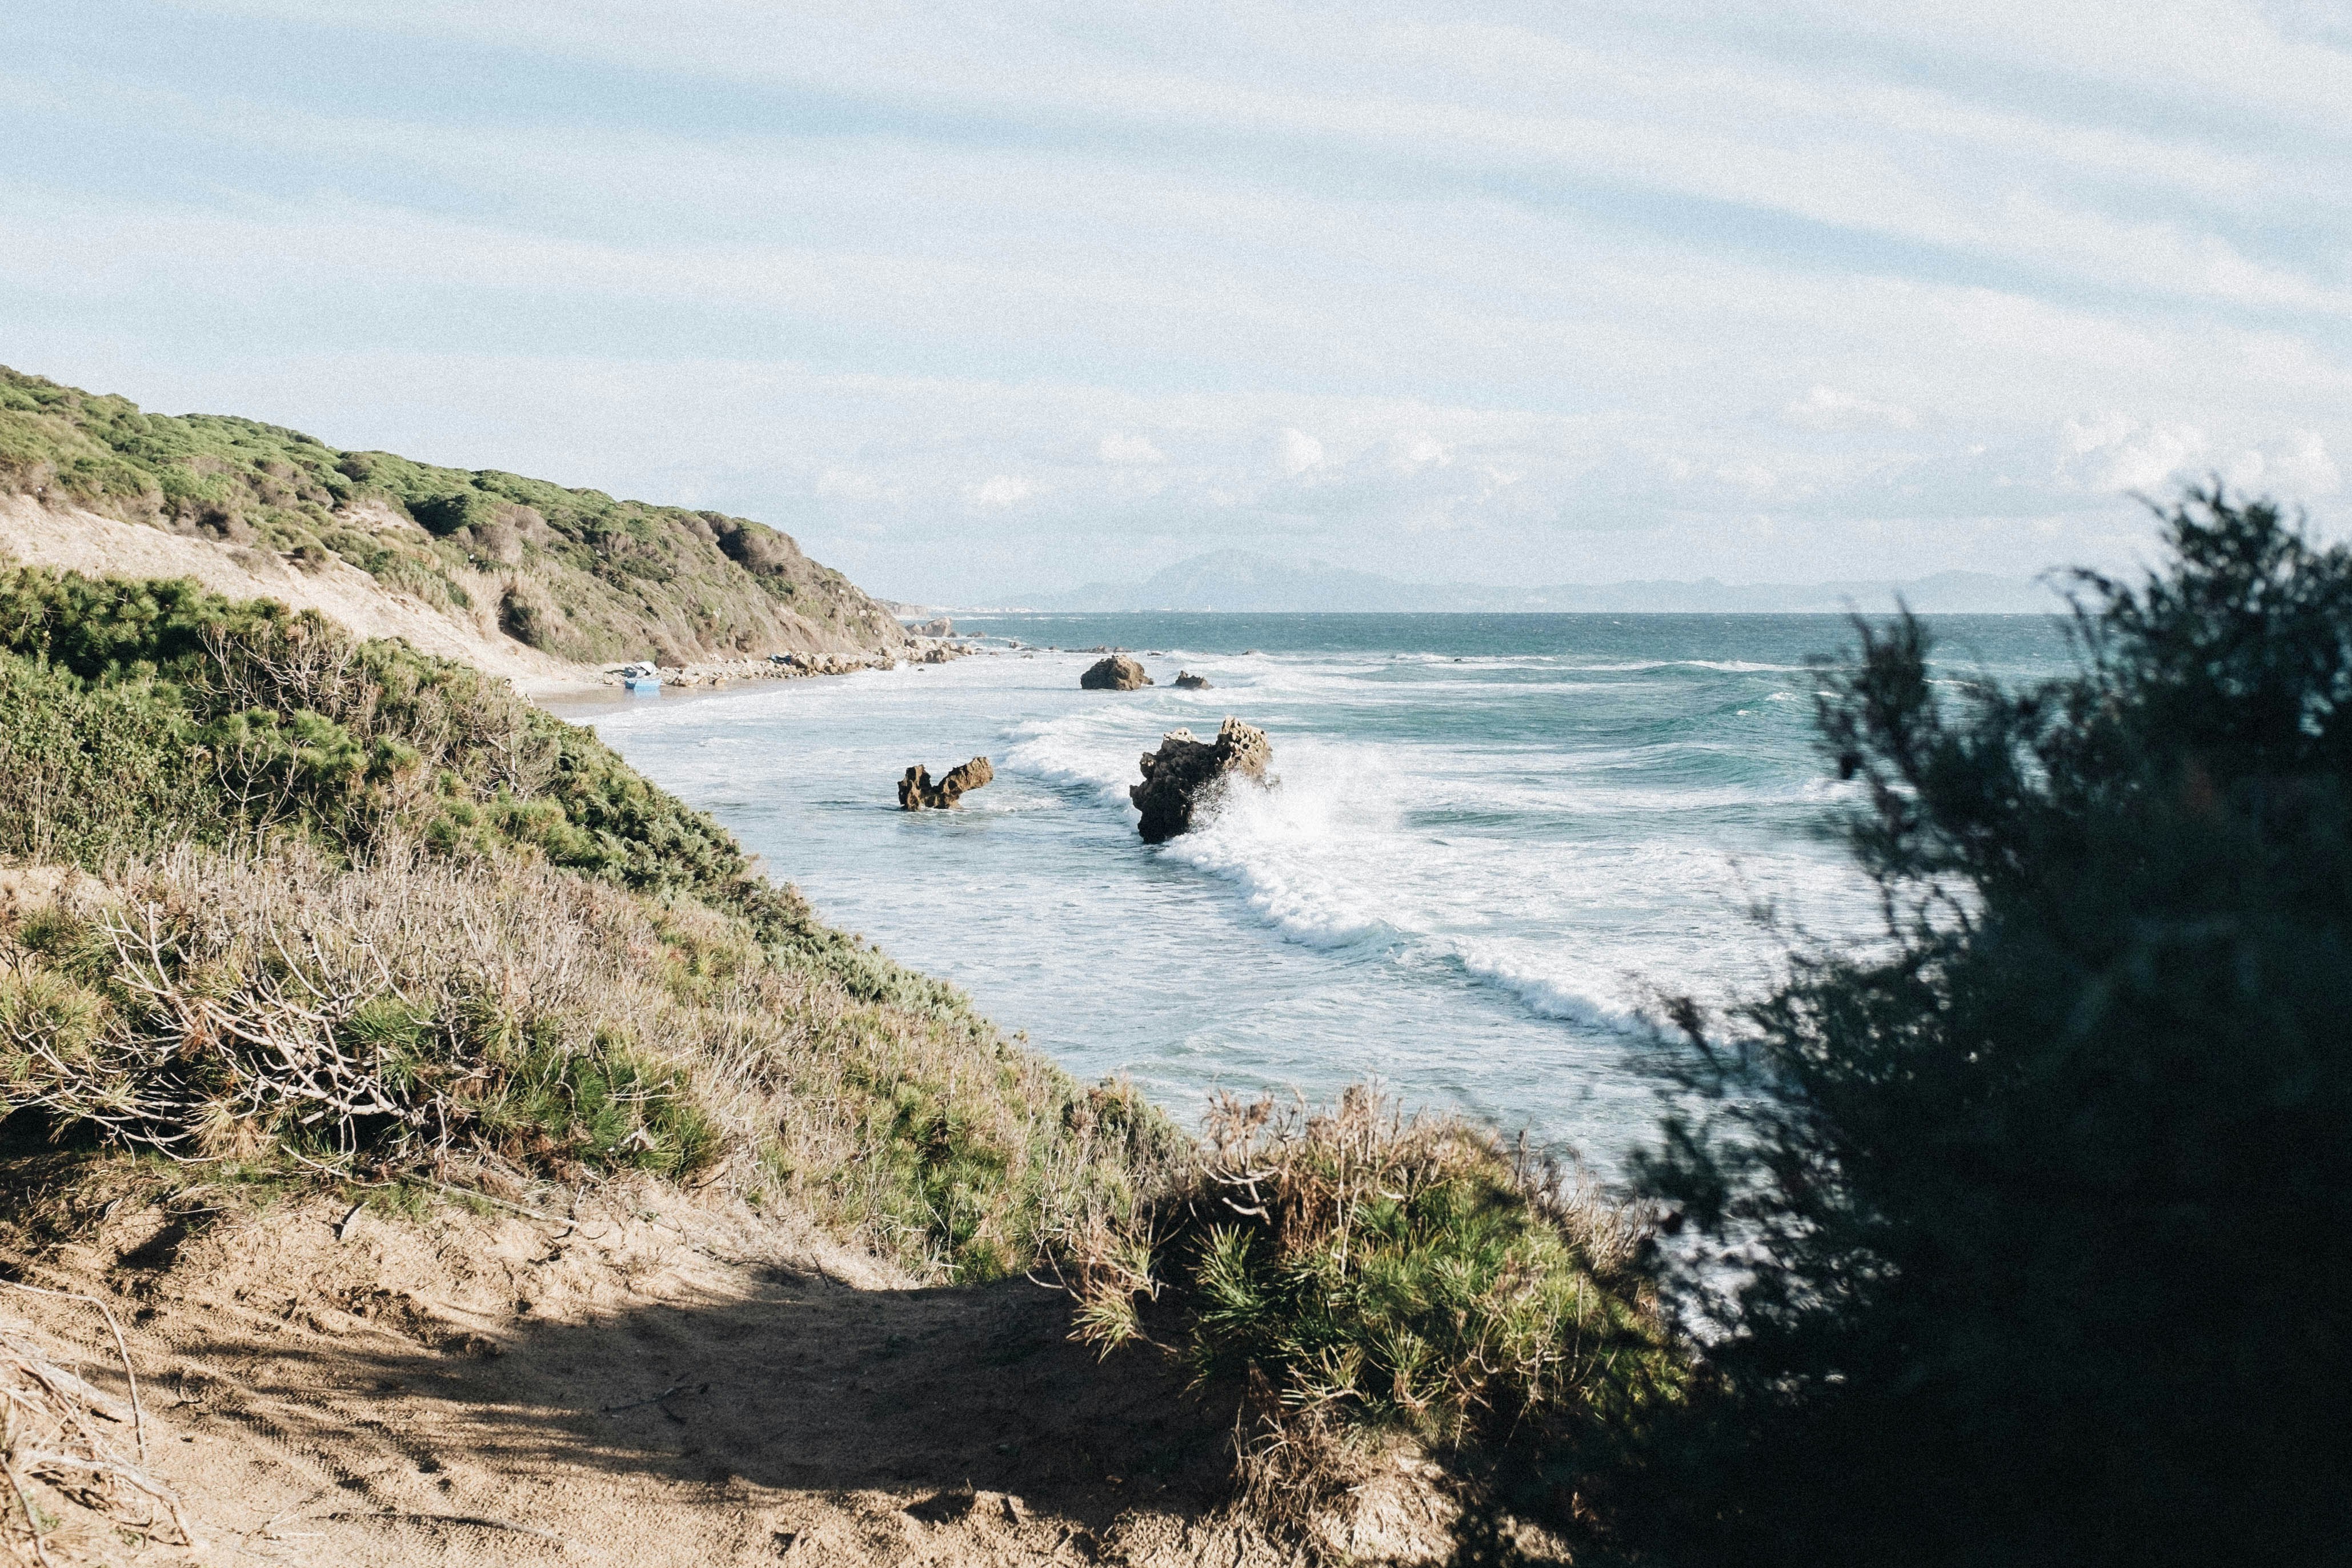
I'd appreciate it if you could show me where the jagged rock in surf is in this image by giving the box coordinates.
[1080,654,1152,691]
[1173,670,1211,689]
[1129,718,1271,843]
[900,756,994,809]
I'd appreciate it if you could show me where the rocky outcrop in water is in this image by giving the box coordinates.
[1173,671,1211,689]
[1129,718,1271,843]
[1080,655,1152,691]
[900,756,993,809]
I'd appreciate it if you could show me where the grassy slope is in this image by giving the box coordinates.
[0,562,1170,1280]
[0,366,905,664]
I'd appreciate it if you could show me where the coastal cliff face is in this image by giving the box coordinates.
[0,366,908,671]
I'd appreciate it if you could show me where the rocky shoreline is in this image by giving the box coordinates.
[583,635,976,691]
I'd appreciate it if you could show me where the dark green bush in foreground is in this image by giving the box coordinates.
[1586,489,2352,1566]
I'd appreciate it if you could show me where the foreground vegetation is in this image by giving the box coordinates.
[0,366,904,664]
[1060,486,2352,1562]
[0,561,1168,1278]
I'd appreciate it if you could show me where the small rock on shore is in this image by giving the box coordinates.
[1080,654,1152,691]
[900,756,994,809]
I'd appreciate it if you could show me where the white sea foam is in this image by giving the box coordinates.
[1134,728,1841,1024]
[1156,739,1401,949]
[1433,937,1650,1033]
[1000,711,1147,801]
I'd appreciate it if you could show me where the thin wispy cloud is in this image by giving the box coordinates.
[2,1,2344,599]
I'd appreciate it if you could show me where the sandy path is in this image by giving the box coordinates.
[0,1180,1445,1567]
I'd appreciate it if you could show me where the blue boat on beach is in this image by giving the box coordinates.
[619,661,662,695]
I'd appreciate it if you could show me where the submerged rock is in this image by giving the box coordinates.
[1080,654,1152,691]
[1129,718,1271,843]
[1172,670,1211,689]
[900,756,994,809]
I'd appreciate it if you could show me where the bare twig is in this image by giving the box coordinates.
[0,1278,147,1463]
[596,1383,685,1415]
[0,1447,53,1568]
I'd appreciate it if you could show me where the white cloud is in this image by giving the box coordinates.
[2266,431,2345,496]
[1277,428,1325,475]
[966,474,1034,508]
[2213,431,2345,498]
[2058,415,2207,492]
[1784,386,1921,431]
[1097,432,1166,464]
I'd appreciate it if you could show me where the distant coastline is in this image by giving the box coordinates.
[971,548,2060,616]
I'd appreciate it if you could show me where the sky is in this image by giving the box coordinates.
[3,1,2347,604]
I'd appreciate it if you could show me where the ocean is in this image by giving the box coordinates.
[571,613,2069,1176]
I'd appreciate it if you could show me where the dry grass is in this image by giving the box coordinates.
[0,844,1183,1282]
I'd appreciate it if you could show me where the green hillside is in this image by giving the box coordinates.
[0,367,904,665]
[0,560,1163,1278]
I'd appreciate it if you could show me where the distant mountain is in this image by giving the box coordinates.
[1018,549,2057,615]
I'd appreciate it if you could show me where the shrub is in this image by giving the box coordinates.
[0,658,219,865]
[0,845,1178,1279]
[497,579,564,650]
[0,849,723,1180]
[1069,1088,1671,1504]
[1599,488,2352,1566]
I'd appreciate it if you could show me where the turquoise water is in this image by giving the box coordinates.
[574,613,2068,1173]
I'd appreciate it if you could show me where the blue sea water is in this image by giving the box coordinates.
[568,613,2069,1174]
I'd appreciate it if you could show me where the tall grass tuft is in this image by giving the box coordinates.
[1067,1087,1674,1502]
